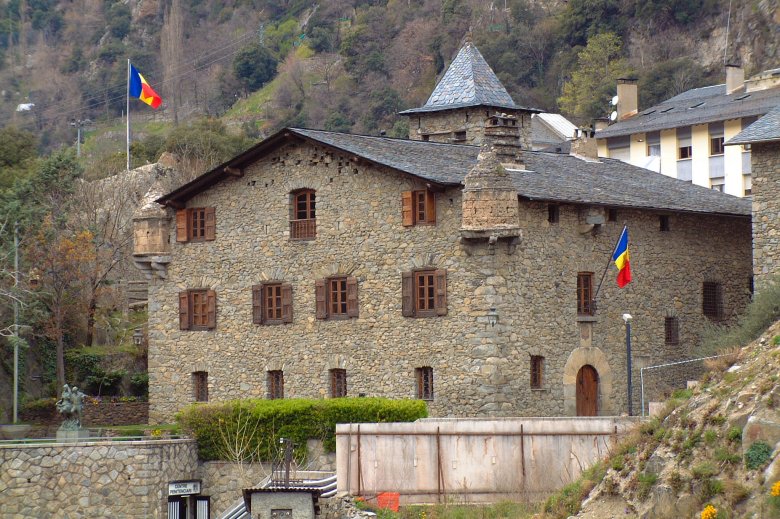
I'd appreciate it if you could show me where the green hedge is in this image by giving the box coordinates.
[176,397,427,461]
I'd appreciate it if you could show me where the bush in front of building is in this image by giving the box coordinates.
[177,397,427,461]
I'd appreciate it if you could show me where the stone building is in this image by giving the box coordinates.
[727,104,780,290]
[137,41,753,424]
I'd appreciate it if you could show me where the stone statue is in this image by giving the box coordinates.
[56,384,85,430]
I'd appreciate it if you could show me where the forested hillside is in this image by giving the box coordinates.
[0,0,777,417]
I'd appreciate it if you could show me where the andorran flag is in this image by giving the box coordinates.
[612,226,632,288]
[129,64,162,109]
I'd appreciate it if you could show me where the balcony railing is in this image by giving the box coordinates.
[290,219,316,240]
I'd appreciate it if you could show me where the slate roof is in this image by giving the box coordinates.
[726,103,780,145]
[158,128,750,217]
[399,42,540,115]
[597,82,780,139]
[533,113,577,141]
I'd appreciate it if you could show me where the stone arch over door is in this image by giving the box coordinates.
[563,347,615,416]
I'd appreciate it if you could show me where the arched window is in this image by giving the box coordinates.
[290,189,316,240]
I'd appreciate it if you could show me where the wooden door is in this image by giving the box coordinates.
[576,365,599,416]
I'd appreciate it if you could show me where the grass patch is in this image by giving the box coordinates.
[542,461,605,518]
[714,446,741,465]
[389,501,539,518]
[637,473,658,500]
[727,427,742,443]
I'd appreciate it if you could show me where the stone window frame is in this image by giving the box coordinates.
[530,355,544,389]
[330,368,347,398]
[415,366,434,400]
[290,189,316,240]
[252,283,293,325]
[577,272,594,316]
[179,289,216,331]
[316,276,359,320]
[702,281,724,320]
[267,370,284,399]
[176,207,216,243]
[664,316,680,346]
[402,269,447,317]
[193,371,208,402]
[402,189,436,227]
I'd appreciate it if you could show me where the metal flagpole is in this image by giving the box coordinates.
[126,59,131,172]
[592,224,627,310]
[12,221,19,424]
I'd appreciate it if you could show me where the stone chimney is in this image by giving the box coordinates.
[460,144,522,244]
[483,112,524,169]
[726,64,745,94]
[133,176,172,280]
[570,128,599,160]
[617,78,638,120]
[593,118,610,132]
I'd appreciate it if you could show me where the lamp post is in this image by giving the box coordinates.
[622,313,633,416]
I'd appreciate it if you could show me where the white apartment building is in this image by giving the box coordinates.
[596,66,780,197]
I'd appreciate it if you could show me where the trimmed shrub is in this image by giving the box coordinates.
[177,397,427,461]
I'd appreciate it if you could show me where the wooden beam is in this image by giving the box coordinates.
[224,166,243,177]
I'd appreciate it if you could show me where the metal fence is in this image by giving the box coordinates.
[640,354,729,416]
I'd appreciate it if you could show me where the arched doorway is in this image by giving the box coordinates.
[576,365,599,416]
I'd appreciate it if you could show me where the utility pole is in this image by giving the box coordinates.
[70,119,90,158]
[13,221,19,424]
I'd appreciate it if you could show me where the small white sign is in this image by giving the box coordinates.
[168,480,201,496]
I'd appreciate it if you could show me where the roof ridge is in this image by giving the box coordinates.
[289,128,481,149]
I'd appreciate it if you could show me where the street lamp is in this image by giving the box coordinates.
[486,307,499,328]
[622,313,633,416]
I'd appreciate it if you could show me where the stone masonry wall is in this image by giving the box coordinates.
[406,107,531,149]
[0,439,198,518]
[20,401,149,428]
[147,140,752,423]
[751,141,780,290]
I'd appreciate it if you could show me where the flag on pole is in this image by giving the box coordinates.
[129,64,162,109]
[612,226,632,288]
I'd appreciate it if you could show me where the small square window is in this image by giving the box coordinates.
[659,215,670,232]
[678,146,692,160]
[664,317,679,346]
[330,369,347,398]
[608,208,618,222]
[530,356,544,389]
[710,136,725,156]
[453,131,467,142]
[548,204,560,223]
[402,190,436,226]
[415,367,434,400]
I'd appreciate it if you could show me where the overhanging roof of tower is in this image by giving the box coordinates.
[399,42,541,115]
[726,103,780,145]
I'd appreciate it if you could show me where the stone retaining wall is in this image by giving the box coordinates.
[0,439,198,518]
[20,400,149,429]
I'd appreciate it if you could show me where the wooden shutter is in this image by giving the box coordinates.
[315,279,327,319]
[434,269,447,316]
[179,292,190,330]
[176,209,189,242]
[251,285,263,324]
[425,190,436,224]
[281,284,293,323]
[401,272,414,317]
[346,277,359,318]
[206,289,217,329]
[204,207,216,241]
[401,191,414,226]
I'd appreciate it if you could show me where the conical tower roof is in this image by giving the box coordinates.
[400,40,539,115]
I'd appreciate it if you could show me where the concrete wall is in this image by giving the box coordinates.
[335,417,639,503]
[0,439,198,518]
[146,140,752,424]
[752,141,780,289]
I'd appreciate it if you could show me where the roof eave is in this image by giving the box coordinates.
[399,102,542,116]
[517,194,750,218]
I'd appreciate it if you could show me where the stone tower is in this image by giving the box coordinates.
[132,178,171,280]
[399,37,539,148]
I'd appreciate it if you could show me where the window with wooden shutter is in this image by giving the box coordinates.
[253,283,293,325]
[193,371,208,402]
[315,279,327,319]
[577,272,594,316]
[415,367,434,400]
[267,370,284,399]
[180,289,216,330]
[176,208,216,242]
[330,369,347,398]
[290,189,316,240]
[530,356,544,389]
[317,277,358,320]
[281,284,293,323]
[346,277,359,318]
[252,285,263,324]
[403,269,447,317]
[401,190,436,226]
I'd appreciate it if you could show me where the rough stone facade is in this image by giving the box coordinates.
[406,107,531,149]
[145,138,752,424]
[751,141,780,289]
[0,439,198,518]
[20,401,149,429]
